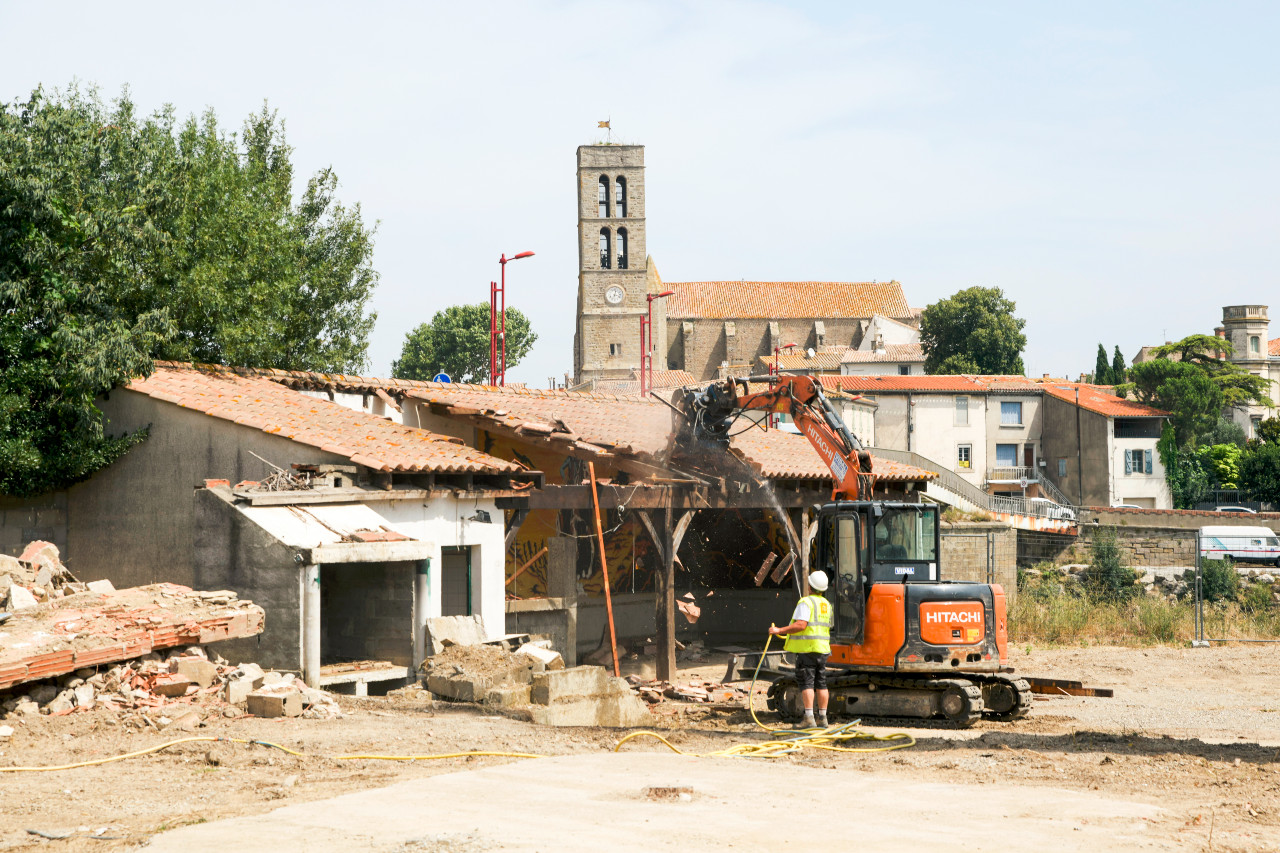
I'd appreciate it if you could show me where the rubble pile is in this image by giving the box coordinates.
[626,675,747,708]
[421,641,565,704]
[0,540,113,611]
[0,645,341,727]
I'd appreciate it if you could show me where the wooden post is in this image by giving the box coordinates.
[656,503,677,681]
[587,462,620,677]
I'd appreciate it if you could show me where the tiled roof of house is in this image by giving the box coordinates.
[733,428,935,482]
[128,363,520,474]
[591,369,698,397]
[1270,337,1280,357]
[757,347,849,372]
[1041,383,1170,418]
[840,343,925,364]
[665,281,911,320]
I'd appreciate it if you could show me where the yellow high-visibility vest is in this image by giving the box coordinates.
[783,594,832,655]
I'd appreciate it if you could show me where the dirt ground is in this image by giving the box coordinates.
[1,644,1278,851]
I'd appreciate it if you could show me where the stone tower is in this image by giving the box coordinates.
[573,145,648,385]
[1221,304,1272,436]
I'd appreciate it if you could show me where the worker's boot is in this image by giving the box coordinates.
[800,709,816,728]
[817,710,829,728]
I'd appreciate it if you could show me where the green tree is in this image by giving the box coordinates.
[1206,417,1246,447]
[393,304,537,385]
[1093,344,1111,384]
[920,286,1027,375]
[1126,360,1222,447]
[1256,417,1280,446]
[1082,527,1136,601]
[0,86,378,497]
[1240,442,1280,504]
[1110,346,1127,385]
[1157,423,1211,509]
[1199,444,1242,488]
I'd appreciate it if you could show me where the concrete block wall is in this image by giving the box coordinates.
[321,561,415,667]
[941,522,1018,602]
[0,492,68,558]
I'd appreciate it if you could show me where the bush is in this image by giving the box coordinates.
[1080,528,1137,601]
[1200,558,1240,602]
[1241,582,1273,615]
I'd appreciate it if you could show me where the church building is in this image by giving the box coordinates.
[572,143,917,386]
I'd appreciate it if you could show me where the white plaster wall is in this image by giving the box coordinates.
[856,315,919,350]
[984,395,1041,477]
[842,361,924,376]
[910,394,989,488]
[376,496,505,640]
[1109,435,1172,509]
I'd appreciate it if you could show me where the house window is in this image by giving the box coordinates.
[615,176,627,217]
[1252,416,1264,437]
[609,343,623,356]
[995,444,1018,468]
[1250,335,1261,355]
[616,227,628,269]
[1058,458,1067,477]
[1124,449,1153,475]
[1000,401,1023,425]
[955,397,969,426]
[598,176,610,217]
[599,228,611,269]
[898,365,910,375]
[957,444,972,469]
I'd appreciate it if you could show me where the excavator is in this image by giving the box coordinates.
[675,375,1031,726]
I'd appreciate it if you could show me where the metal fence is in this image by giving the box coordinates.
[1191,529,1280,645]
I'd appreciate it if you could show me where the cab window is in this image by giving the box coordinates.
[873,508,937,561]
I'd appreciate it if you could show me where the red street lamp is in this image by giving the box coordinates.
[640,290,675,396]
[491,251,535,386]
[769,342,797,427]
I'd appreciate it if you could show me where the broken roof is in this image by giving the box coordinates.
[665,281,911,320]
[591,369,698,397]
[1041,383,1171,418]
[129,363,522,475]
[733,428,936,483]
[758,348,849,372]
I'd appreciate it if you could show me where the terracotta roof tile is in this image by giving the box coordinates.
[665,281,911,320]
[1270,337,1280,357]
[757,348,849,372]
[1041,383,1171,418]
[840,344,925,364]
[732,428,935,483]
[592,369,698,397]
[129,363,520,474]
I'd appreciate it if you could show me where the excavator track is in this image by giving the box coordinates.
[767,672,1017,728]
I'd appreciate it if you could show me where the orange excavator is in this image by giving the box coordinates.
[676,375,1031,725]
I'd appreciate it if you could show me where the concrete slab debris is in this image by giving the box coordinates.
[515,643,564,671]
[423,615,490,656]
[247,691,303,718]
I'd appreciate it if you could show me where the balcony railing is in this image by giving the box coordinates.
[986,466,1038,484]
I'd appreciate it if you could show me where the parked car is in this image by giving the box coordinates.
[1113,504,1144,510]
[1199,525,1280,567]
[1028,497,1076,521]
[1215,506,1258,514]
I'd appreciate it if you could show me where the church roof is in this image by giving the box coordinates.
[664,280,910,320]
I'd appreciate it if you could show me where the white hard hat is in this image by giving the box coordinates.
[808,571,829,592]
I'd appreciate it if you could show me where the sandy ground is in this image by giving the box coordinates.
[0,645,1277,852]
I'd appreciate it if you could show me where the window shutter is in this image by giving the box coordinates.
[1145,449,1153,475]
[1124,450,1132,474]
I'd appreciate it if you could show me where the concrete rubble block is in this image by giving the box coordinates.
[484,684,532,709]
[229,662,266,689]
[72,684,95,709]
[0,724,13,739]
[12,698,39,717]
[0,554,27,580]
[527,692,652,728]
[86,579,115,594]
[516,643,565,671]
[172,658,220,688]
[18,541,59,567]
[247,691,303,718]
[530,666,612,706]
[45,689,76,715]
[426,672,492,703]
[424,615,489,656]
[152,675,195,698]
[224,679,255,705]
[6,585,38,611]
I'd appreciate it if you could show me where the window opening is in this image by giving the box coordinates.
[898,365,910,375]
[957,444,972,469]
[873,508,937,562]
[1000,401,1023,425]
[955,397,968,426]
[995,443,1018,467]
[1250,335,1261,355]
[615,176,626,217]
[616,227,628,270]
[599,228,611,269]
[609,343,623,356]
[598,176,610,217]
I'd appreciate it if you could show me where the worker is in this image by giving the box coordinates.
[769,570,832,728]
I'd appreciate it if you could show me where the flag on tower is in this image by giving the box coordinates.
[598,120,610,129]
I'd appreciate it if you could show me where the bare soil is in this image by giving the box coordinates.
[1,644,1277,851]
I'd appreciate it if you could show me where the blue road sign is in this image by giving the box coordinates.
[433,372,452,383]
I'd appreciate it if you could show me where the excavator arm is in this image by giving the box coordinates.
[678,375,873,500]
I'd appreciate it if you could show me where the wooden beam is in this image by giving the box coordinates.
[672,510,698,556]
[522,484,830,511]
[637,510,665,565]
[656,505,677,681]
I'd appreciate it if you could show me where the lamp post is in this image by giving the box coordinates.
[491,251,534,386]
[769,342,797,427]
[640,290,674,396]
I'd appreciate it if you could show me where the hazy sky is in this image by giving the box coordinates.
[4,1,1278,384]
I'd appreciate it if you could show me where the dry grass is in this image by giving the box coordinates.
[1010,586,1280,647]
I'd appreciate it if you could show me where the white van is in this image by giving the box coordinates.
[1199,526,1280,567]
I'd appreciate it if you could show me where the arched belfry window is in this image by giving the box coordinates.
[598,176,610,217]
[599,228,611,269]
[616,227,628,269]
[615,177,627,217]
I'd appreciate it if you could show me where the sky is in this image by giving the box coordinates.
[3,1,1279,385]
